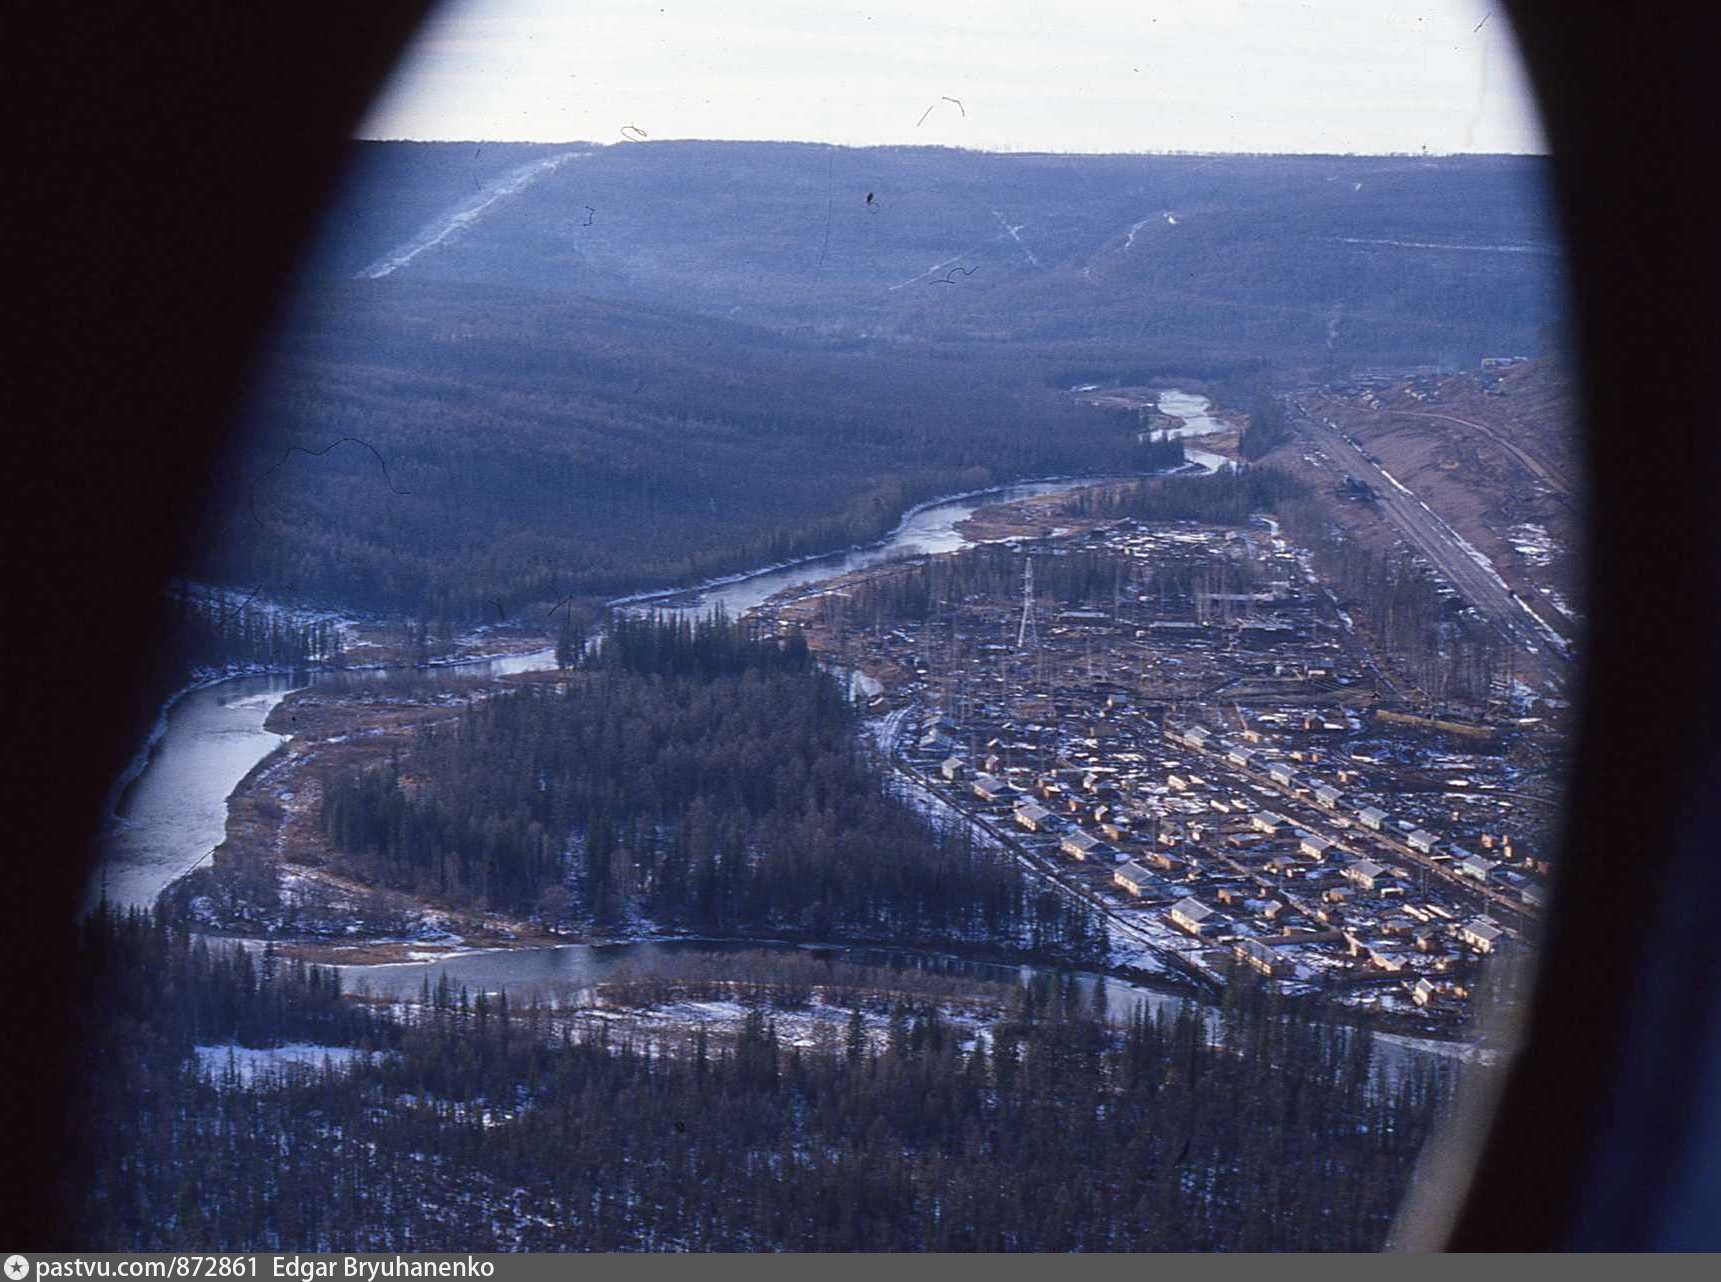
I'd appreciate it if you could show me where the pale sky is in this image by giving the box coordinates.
[357,0,1545,155]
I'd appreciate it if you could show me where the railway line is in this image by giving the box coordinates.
[1289,403,1570,669]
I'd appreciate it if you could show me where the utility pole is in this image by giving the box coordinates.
[1017,556,1039,652]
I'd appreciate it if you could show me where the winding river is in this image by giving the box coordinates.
[98,462,1163,917]
[1154,387,1235,473]
[627,477,1128,621]
[90,394,1479,1076]
[99,649,557,914]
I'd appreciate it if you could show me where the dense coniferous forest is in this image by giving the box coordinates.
[71,909,1455,1252]
[154,591,338,680]
[1067,466,1308,525]
[203,283,1168,618]
[1131,430,1188,474]
[1238,396,1293,459]
[122,591,340,747]
[313,615,1106,959]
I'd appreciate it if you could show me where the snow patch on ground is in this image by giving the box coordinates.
[1542,589,1581,622]
[358,152,589,279]
[1376,466,1416,498]
[1444,528,1512,593]
[990,209,1041,267]
[1511,595,1568,653]
[194,1042,362,1084]
[1507,523,1555,568]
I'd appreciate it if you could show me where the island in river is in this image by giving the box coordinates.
[174,667,575,962]
[146,475,1171,970]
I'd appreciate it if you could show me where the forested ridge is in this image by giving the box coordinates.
[311,614,1106,959]
[312,143,1560,366]
[205,281,1166,619]
[202,142,1561,623]
[71,908,1454,1251]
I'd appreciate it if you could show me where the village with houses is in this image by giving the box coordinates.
[750,494,1566,1030]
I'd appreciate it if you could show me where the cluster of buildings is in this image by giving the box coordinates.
[762,516,1557,1024]
[919,705,1542,1017]
[1317,360,1529,404]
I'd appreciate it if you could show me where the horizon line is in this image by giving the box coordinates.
[351,136,1550,159]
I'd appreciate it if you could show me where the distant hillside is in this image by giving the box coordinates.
[203,280,1169,616]
[197,142,1569,619]
[309,141,1565,369]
